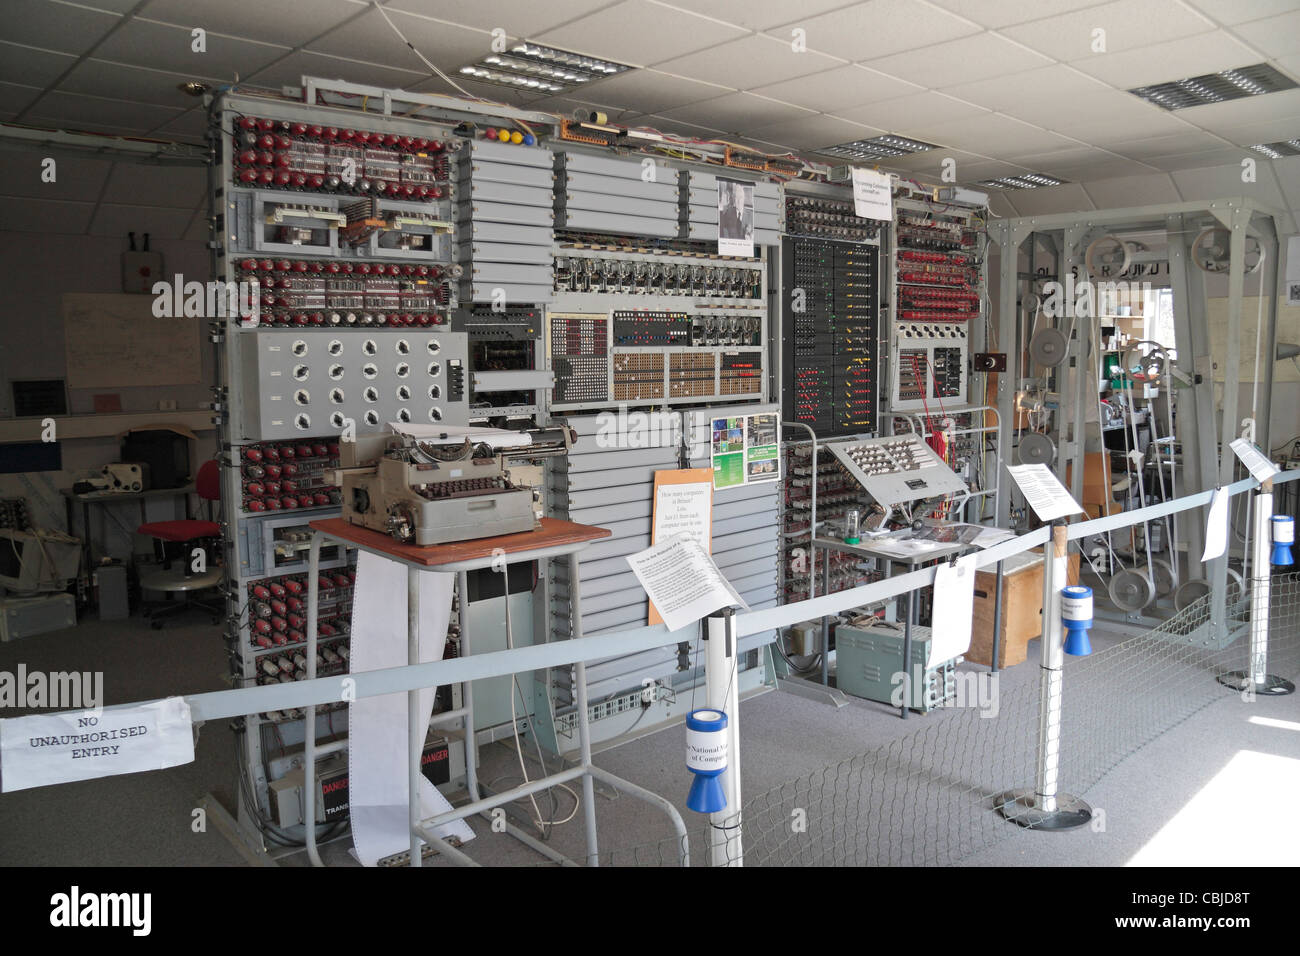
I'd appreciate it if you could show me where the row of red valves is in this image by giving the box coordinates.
[258,644,349,672]
[250,571,354,602]
[235,116,448,152]
[244,442,337,462]
[239,258,460,278]
[252,312,446,328]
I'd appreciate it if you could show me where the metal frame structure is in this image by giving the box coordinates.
[987,199,1284,635]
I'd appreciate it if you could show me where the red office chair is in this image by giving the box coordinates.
[138,459,223,628]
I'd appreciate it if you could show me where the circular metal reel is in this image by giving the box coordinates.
[1225,567,1246,604]
[1192,226,1265,275]
[1108,568,1155,611]
[1174,579,1211,610]
[1150,557,1177,597]
[1016,432,1056,466]
[1029,327,1068,367]
[1085,234,1131,279]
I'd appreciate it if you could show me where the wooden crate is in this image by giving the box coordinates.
[968,550,1081,668]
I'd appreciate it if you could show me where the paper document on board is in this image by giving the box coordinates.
[851,167,892,221]
[627,535,748,633]
[1201,487,1230,562]
[1006,463,1085,521]
[1229,437,1278,483]
[927,554,978,669]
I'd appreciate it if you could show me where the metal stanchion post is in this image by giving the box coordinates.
[704,608,743,866]
[1218,480,1296,696]
[990,560,1005,673]
[996,522,1093,830]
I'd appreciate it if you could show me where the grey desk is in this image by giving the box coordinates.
[60,484,196,580]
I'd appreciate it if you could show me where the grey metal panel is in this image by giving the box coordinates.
[464,263,553,286]
[715,554,779,582]
[471,369,553,391]
[469,138,553,169]
[458,179,554,207]
[579,533,652,563]
[559,152,677,182]
[552,482,652,509]
[556,554,635,582]
[458,220,552,245]
[459,200,554,227]
[553,463,672,491]
[566,498,653,526]
[559,445,679,471]
[714,497,778,521]
[568,587,649,616]
[464,161,554,189]
[561,191,679,220]
[685,188,780,215]
[563,170,679,202]
[681,222,780,245]
[465,281,552,304]
[711,527,780,554]
[464,241,554,265]
[712,513,775,537]
[554,209,679,237]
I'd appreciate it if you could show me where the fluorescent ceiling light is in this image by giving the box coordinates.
[1248,139,1300,159]
[458,42,632,95]
[821,135,940,160]
[1130,63,1297,110]
[974,173,1067,190]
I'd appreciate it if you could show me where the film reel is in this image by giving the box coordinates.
[1016,432,1056,466]
[1029,327,1067,367]
[1192,226,1264,275]
[1108,568,1155,611]
[1085,234,1131,279]
[1174,579,1210,610]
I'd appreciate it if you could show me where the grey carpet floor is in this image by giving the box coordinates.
[2,613,1297,867]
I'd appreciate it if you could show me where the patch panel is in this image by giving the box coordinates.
[889,323,969,411]
[554,251,762,299]
[784,195,880,242]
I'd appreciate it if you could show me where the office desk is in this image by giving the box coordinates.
[301,517,691,868]
[60,484,196,580]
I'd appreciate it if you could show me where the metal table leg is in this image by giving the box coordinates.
[408,565,423,868]
[304,531,324,866]
[570,551,599,867]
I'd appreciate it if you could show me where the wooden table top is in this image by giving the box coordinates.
[308,517,611,567]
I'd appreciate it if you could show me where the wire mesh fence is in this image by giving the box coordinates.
[579,570,1300,867]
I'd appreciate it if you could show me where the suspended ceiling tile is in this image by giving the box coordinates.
[0,195,96,234]
[1057,112,1213,147]
[88,202,197,240]
[100,163,206,208]
[1184,0,1300,25]
[2,0,121,56]
[901,113,1080,157]
[1171,160,1287,208]
[653,34,843,90]
[1176,88,1300,135]
[774,0,979,61]
[664,0,857,32]
[1070,31,1259,88]
[0,41,77,88]
[1269,155,1300,216]
[749,65,922,113]
[555,68,730,114]
[1106,130,1233,159]
[1005,183,1095,215]
[0,149,112,201]
[657,91,814,131]
[59,59,224,109]
[147,107,209,143]
[1147,147,1259,171]
[143,0,368,48]
[1085,172,1183,207]
[60,0,140,11]
[926,0,1110,29]
[245,51,425,92]
[0,81,43,115]
[940,65,1118,117]
[833,90,986,132]
[745,113,881,152]
[385,0,622,36]
[1212,117,1300,147]
[1232,10,1300,58]
[95,18,290,78]
[533,0,747,67]
[305,7,494,70]
[1046,157,1160,180]
[863,32,1053,89]
[1000,0,1215,62]
[24,91,185,132]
